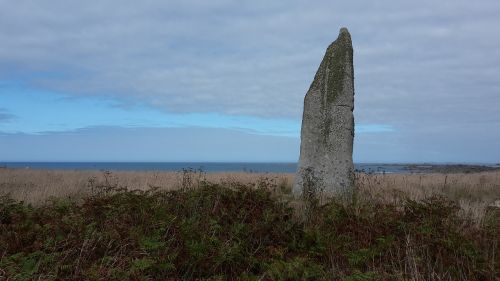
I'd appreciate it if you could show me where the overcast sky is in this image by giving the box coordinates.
[1,0,499,162]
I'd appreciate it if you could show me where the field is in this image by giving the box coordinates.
[0,168,499,280]
[1,168,499,223]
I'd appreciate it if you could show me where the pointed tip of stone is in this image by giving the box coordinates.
[333,27,352,46]
[339,27,349,34]
[338,27,351,40]
[327,27,352,51]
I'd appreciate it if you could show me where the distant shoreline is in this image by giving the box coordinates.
[1,162,499,174]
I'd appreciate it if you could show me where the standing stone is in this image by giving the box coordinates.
[294,27,355,201]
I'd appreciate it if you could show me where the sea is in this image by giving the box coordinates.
[0,162,445,174]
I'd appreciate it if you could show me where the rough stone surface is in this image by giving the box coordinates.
[293,27,355,201]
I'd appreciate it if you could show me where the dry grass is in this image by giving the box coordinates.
[0,168,292,204]
[355,172,500,225]
[1,168,499,222]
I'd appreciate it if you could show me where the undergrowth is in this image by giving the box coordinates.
[0,181,498,280]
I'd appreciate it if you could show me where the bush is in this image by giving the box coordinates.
[0,183,497,280]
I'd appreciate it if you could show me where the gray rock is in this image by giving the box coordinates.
[294,27,355,201]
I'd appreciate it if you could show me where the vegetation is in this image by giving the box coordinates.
[0,176,498,280]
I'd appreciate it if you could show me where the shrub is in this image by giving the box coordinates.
[0,183,497,280]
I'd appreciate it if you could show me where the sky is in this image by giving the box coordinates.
[1,0,499,163]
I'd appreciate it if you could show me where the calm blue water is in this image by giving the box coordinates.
[0,162,416,174]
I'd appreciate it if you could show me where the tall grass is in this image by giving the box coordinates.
[1,169,499,222]
[0,169,291,205]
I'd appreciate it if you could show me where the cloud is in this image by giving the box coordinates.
[1,1,499,120]
[354,122,500,163]
[0,87,395,136]
[0,108,15,123]
[1,124,497,163]
[0,126,299,162]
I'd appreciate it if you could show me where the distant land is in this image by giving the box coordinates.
[1,162,499,174]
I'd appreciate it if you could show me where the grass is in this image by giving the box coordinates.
[0,168,291,205]
[0,169,499,280]
[1,169,499,205]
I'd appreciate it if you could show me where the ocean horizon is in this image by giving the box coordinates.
[2,162,499,174]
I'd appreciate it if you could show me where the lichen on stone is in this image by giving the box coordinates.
[324,31,353,105]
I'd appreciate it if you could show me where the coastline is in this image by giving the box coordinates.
[1,162,499,174]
